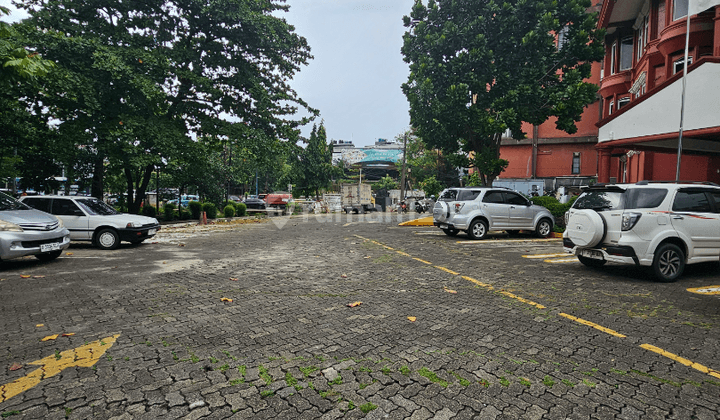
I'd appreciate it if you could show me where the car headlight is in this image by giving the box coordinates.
[126,222,142,228]
[56,218,64,228]
[0,220,23,232]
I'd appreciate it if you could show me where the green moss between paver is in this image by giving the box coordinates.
[359,402,377,413]
[258,365,272,385]
[418,367,448,388]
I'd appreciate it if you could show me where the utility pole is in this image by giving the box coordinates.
[400,132,408,202]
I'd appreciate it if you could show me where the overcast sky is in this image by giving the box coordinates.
[1,0,415,147]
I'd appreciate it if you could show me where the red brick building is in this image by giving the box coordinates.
[596,0,720,183]
[499,0,720,190]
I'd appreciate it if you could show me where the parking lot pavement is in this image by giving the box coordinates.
[1,213,719,419]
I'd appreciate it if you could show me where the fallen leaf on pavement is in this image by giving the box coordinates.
[444,288,457,294]
[33,275,45,278]
[407,316,416,322]
[66,252,73,256]
[364,256,371,259]
[221,298,233,302]
[61,333,75,337]
[341,274,348,278]
[230,278,239,281]
[41,334,59,341]
[20,275,31,278]
[9,363,22,371]
[347,301,362,308]
[36,324,44,327]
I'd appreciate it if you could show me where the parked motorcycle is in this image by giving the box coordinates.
[414,198,434,213]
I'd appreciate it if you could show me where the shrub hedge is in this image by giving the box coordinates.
[234,202,247,217]
[188,201,202,219]
[529,195,577,229]
[163,203,176,221]
[203,202,218,219]
[223,205,235,218]
[142,204,157,217]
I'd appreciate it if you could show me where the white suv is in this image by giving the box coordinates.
[433,187,554,239]
[564,182,720,282]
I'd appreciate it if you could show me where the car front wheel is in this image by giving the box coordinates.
[653,243,685,282]
[95,228,120,250]
[467,219,488,240]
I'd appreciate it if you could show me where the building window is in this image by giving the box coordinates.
[617,97,630,110]
[644,15,650,46]
[610,42,617,75]
[636,28,644,61]
[674,0,688,21]
[620,37,634,70]
[609,100,614,115]
[673,56,693,74]
[572,153,581,174]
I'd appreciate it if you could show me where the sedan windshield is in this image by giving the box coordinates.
[76,199,118,215]
[0,192,30,211]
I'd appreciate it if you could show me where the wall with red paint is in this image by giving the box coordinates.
[500,142,598,179]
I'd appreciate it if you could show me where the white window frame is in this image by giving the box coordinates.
[617,97,631,110]
[673,56,693,74]
[619,36,634,71]
[610,42,617,75]
[571,153,581,175]
[636,28,644,61]
[609,100,615,115]
[643,15,650,46]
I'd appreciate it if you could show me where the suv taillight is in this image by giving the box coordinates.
[621,212,642,231]
[454,203,464,212]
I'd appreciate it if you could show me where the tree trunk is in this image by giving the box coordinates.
[91,154,104,199]
[125,164,154,214]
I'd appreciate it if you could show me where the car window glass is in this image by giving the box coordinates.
[482,191,504,204]
[673,191,711,212]
[625,188,668,209]
[710,191,720,213]
[456,190,481,201]
[0,192,29,211]
[52,199,83,216]
[439,189,458,202]
[504,192,527,205]
[573,190,624,210]
[23,197,52,213]
[76,199,118,215]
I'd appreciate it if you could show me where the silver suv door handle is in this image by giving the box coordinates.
[672,215,684,220]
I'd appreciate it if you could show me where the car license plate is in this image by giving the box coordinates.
[40,242,60,253]
[580,249,603,260]
[148,229,157,236]
[439,224,447,229]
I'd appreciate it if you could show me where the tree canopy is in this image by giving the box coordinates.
[13,0,316,211]
[401,0,604,186]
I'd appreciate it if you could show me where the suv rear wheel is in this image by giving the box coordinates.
[442,228,459,237]
[652,243,685,282]
[535,218,552,238]
[467,219,488,240]
[578,255,607,268]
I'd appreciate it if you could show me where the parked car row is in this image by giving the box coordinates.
[0,192,161,266]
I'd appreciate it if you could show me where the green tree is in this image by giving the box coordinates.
[373,175,398,191]
[297,124,336,199]
[420,175,443,198]
[401,129,459,188]
[401,0,604,186]
[19,0,316,212]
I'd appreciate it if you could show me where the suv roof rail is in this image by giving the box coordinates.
[634,180,719,186]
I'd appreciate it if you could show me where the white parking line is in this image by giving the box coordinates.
[457,238,561,244]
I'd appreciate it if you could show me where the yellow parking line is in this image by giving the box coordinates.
[522,253,568,259]
[640,344,720,379]
[434,266,460,275]
[559,313,626,338]
[461,276,493,289]
[498,291,546,309]
[544,257,579,263]
[413,258,432,265]
[396,251,411,257]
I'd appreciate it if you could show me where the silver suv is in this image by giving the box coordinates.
[564,182,720,282]
[433,187,554,239]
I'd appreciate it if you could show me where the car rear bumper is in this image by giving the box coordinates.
[0,230,71,260]
[434,221,468,230]
[563,238,642,265]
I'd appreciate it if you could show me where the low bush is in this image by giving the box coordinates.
[530,195,578,229]
[234,202,247,217]
[203,202,218,219]
[223,205,235,218]
[142,204,157,217]
[188,201,202,219]
[163,202,176,221]
[180,209,191,220]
